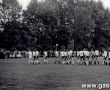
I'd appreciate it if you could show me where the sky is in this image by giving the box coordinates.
[18,0,110,10]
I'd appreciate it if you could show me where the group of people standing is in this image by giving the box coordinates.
[1,48,110,65]
[27,49,110,65]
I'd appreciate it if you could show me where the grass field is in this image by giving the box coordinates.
[0,58,110,90]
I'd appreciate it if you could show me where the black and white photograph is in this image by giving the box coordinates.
[0,0,110,90]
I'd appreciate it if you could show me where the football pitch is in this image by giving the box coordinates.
[0,58,110,90]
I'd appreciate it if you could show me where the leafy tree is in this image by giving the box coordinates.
[2,0,22,23]
[2,0,110,50]
[90,1,110,49]
[0,0,23,50]
[3,20,32,50]
[23,0,63,50]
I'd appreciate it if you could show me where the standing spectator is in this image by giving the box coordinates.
[43,51,48,64]
[28,50,33,63]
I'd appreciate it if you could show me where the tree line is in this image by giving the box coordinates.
[0,0,110,51]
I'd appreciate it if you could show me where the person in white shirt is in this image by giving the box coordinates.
[33,51,36,60]
[67,50,73,60]
[55,51,59,57]
[28,50,33,64]
[36,51,39,59]
[103,50,108,58]
[32,50,40,64]
[94,49,100,65]
[78,50,84,64]
[76,51,80,63]
[17,51,22,58]
[67,50,73,64]
[60,51,64,57]
[64,50,68,62]
[60,50,65,64]
[89,49,95,65]
[102,49,108,65]
[54,50,61,64]
[94,50,99,59]
[68,50,74,64]
[9,52,13,59]
[90,50,95,60]
[83,49,90,65]
[43,51,48,64]
[103,49,110,65]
